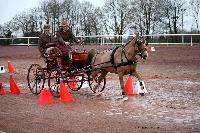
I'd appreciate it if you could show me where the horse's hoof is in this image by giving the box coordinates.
[139,93,145,96]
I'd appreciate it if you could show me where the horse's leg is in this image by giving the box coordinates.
[95,70,108,92]
[118,74,125,96]
[118,74,129,100]
[131,71,145,96]
[91,70,107,93]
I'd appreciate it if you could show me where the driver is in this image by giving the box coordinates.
[56,21,80,61]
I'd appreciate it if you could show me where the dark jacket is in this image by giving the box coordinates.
[38,33,57,57]
[56,29,78,44]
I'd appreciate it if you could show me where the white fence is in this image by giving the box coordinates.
[0,34,200,46]
[0,37,38,46]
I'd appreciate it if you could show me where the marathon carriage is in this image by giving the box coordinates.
[27,46,106,97]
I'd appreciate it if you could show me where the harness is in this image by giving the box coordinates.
[110,45,137,70]
[90,38,144,72]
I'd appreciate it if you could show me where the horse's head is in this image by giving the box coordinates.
[136,36,148,60]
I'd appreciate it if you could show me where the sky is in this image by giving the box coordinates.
[0,0,193,31]
[0,0,41,24]
[0,0,103,25]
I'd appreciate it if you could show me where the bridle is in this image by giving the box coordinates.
[122,38,147,59]
[135,39,148,59]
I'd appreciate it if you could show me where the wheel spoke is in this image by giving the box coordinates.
[67,75,84,91]
[48,68,63,97]
[89,74,106,93]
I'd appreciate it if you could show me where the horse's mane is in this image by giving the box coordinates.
[125,37,136,46]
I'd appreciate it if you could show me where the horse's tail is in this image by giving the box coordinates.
[87,49,96,66]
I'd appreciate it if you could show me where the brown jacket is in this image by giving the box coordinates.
[38,33,57,57]
[56,29,78,44]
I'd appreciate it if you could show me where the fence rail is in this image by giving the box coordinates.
[0,34,200,46]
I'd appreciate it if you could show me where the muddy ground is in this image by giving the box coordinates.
[0,45,200,133]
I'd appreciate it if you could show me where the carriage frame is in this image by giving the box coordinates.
[27,47,106,97]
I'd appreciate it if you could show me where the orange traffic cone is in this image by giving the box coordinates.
[9,75,20,94]
[68,77,77,90]
[8,61,15,73]
[0,82,5,95]
[60,81,74,103]
[38,89,54,105]
[124,76,137,96]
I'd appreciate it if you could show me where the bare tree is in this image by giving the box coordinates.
[12,12,31,35]
[79,1,95,36]
[190,0,200,33]
[60,0,74,21]
[3,0,198,38]
[161,0,186,34]
[0,24,3,36]
[41,0,62,35]
[58,0,81,36]
[2,22,12,37]
[103,0,132,42]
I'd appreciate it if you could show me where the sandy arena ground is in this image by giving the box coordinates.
[0,45,200,133]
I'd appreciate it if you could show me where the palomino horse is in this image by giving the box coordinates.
[87,36,148,97]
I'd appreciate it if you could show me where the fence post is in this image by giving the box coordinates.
[181,35,184,44]
[102,37,105,45]
[166,36,169,46]
[121,36,123,45]
[11,38,14,44]
[28,38,30,46]
[191,35,193,46]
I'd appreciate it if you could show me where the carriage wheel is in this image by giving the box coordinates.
[27,64,45,95]
[88,73,106,93]
[48,68,63,97]
[66,74,84,91]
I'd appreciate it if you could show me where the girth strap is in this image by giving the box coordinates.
[114,58,137,68]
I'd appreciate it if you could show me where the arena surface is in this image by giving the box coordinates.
[0,45,200,133]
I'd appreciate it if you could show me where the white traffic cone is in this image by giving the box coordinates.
[136,81,148,95]
[0,66,6,74]
[151,47,156,52]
